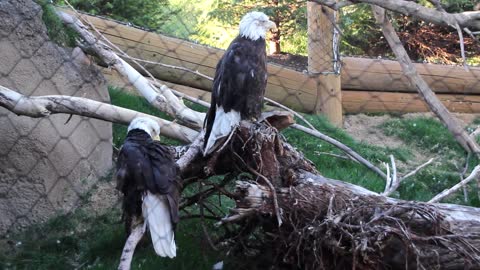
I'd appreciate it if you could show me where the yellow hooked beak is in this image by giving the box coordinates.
[267,20,278,32]
[153,135,160,141]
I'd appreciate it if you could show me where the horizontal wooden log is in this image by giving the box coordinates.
[104,65,480,114]
[64,10,317,112]
[343,90,480,113]
[0,85,198,143]
[342,56,480,94]
[66,10,480,114]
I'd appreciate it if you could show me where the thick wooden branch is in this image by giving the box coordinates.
[232,172,480,269]
[118,221,145,270]
[57,11,205,130]
[199,121,480,269]
[371,6,480,155]
[0,85,197,143]
[310,0,480,30]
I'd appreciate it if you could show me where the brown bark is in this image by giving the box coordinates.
[233,174,480,269]
[211,122,480,269]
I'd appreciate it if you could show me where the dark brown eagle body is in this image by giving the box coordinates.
[115,129,180,242]
[203,35,268,154]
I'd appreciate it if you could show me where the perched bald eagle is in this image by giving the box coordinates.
[116,117,180,258]
[203,11,277,155]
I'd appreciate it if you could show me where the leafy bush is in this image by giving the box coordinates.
[37,0,77,47]
[54,0,178,31]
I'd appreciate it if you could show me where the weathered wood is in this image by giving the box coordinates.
[104,66,480,114]
[307,2,343,125]
[233,176,480,268]
[342,56,480,94]
[62,10,480,114]
[372,6,480,154]
[102,68,213,103]
[58,11,205,130]
[343,90,480,113]
[61,10,318,112]
[213,122,480,269]
[310,0,480,30]
[0,85,198,143]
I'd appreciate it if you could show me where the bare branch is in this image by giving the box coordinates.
[454,22,468,69]
[292,123,388,180]
[125,55,215,81]
[150,80,211,108]
[0,85,197,143]
[400,158,435,182]
[118,220,145,270]
[57,11,205,130]
[371,6,480,155]
[429,165,480,203]
[383,158,435,196]
[310,0,480,30]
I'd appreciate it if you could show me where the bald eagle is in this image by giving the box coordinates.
[116,117,180,258]
[203,11,277,155]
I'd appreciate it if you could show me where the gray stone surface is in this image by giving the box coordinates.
[0,0,113,234]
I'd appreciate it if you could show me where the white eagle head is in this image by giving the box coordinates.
[128,117,161,141]
[239,11,277,41]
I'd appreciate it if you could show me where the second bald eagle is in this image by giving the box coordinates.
[203,11,276,155]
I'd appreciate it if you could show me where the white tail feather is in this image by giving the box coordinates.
[204,106,241,155]
[142,192,176,258]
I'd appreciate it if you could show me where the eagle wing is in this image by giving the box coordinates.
[203,37,267,155]
[116,140,180,225]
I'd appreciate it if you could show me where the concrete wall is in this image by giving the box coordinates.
[0,0,113,234]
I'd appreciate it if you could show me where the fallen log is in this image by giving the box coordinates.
[231,174,480,269]
[191,121,480,269]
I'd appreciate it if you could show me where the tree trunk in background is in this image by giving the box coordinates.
[219,122,480,269]
[269,0,281,55]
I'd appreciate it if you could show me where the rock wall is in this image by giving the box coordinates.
[0,0,113,234]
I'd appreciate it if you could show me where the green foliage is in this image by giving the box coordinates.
[193,0,306,54]
[55,0,177,31]
[282,114,411,193]
[381,116,479,207]
[339,4,383,56]
[441,0,477,13]
[37,0,77,47]
[0,207,220,270]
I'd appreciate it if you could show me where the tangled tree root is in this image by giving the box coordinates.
[178,117,480,269]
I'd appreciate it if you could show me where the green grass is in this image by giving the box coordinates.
[282,114,412,193]
[37,0,78,47]
[0,208,220,270]
[382,117,463,155]
[381,116,479,206]
[3,90,480,269]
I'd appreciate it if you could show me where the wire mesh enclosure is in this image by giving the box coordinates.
[1,0,480,269]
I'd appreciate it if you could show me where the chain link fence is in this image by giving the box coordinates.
[1,0,480,268]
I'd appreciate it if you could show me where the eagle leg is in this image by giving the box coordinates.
[118,217,146,270]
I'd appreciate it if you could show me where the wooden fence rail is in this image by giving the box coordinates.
[67,11,480,114]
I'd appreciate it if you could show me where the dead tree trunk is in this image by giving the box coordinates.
[196,120,480,269]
